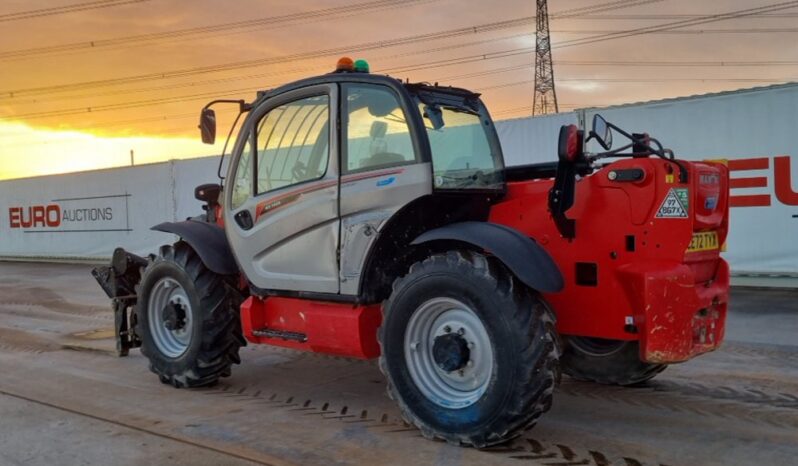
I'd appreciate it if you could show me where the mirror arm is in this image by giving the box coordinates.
[588,142,634,161]
[588,121,689,183]
[203,99,249,113]
[604,122,688,183]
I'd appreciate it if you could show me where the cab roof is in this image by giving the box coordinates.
[253,71,481,105]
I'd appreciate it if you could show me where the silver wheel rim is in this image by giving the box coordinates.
[404,297,494,409]
[148,277,193,358]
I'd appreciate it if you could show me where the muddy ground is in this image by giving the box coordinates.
[0,261,796,466]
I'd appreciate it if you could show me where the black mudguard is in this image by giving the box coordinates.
[152,220,238,275]
[411,221,564,293]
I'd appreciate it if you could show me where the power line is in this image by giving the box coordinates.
[552,27,798,34]
[556,60,798,67]
[8,1,795,122]
[553,1,798,49]
[3,33,535,106]
[0,0,663,98]
[0,0,149,23]
[0,0,431,60]
[479,77,795,93]
[10,41,798,122]
[0,0,657,61]
[564,13,798,20]
[0,17,536,98]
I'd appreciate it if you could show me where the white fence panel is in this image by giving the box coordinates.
[495,112,578,166]
[0,162,174,260]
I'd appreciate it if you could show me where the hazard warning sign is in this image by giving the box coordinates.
[656,188,689,218]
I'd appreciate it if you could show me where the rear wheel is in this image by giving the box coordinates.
[379,251,559,447]
[137,241,245,388]
[561,336,665,386]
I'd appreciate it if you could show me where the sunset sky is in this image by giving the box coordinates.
[1,0,798,180]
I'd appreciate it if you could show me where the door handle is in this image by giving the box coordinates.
[234,210,254,230]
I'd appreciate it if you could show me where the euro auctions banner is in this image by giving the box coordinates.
[0,158,217,260]
[8,194,130,232]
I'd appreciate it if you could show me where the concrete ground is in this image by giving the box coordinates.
[0,261,796,466]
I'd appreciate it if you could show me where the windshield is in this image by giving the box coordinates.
[416,100,503,190]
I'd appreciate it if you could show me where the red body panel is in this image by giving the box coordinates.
[236,158,730,365]
[240,296,382,359]
[489,158,730,363]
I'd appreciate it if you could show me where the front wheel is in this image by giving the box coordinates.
[379,251,559,447]
[561,336,666,385]
[137,241,245,388]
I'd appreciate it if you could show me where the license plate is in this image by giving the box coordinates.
[688,231,719,252]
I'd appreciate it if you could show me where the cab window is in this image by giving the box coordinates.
[231,138,254,210]
[255,95,330,194]
[344,85,416,173]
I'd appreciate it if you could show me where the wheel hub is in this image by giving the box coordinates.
[148,277,193,358]
[162,302,186,331]
[404,297,494,409]
[432,333,470,372]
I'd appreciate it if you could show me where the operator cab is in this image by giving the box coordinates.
[202,58,507,296]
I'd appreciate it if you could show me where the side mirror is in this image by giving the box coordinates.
[590,114,613,150]
[199,108,216,145]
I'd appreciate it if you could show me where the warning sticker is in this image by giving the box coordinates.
[656,188,689,218]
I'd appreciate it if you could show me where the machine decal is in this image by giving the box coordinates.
[376,176,396,187]
[656,188,689,218]
[255,180,337,220]
[341,168,404,185]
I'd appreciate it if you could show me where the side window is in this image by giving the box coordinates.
[345,85,416,172]
[231,138,254,210]
[255,95,330,194]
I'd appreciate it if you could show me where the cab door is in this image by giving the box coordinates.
[338,83,432,295]
[224,84,340,293]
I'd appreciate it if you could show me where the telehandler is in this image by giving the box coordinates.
[94,57,729,446]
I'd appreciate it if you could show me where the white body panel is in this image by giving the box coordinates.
[338,163,432,295]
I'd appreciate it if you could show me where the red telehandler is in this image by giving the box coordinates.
[94,58,729,447]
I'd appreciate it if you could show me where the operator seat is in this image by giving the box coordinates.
[359,120,407,168]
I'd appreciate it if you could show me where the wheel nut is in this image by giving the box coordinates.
[458,369,465,377]
[410,341,420,351]
[444,326,451,333]
[467,360,474,367]
[457,328,465,336]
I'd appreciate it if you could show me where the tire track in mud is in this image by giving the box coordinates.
[721,341,798,363]
[558,379,798,429]
[199,382,670,466]
[650,380,798,410]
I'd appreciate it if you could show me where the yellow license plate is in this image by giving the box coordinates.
[688,231,719,252]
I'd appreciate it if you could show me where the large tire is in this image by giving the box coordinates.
[379,250,559,447]
[137,241,245,388]
[561,337,665,386]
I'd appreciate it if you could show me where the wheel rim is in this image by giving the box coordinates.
[148,277,193,358]
[404,297,494,409]
[569,336,626,357]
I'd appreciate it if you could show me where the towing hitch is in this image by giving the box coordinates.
[91,248,148,357]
